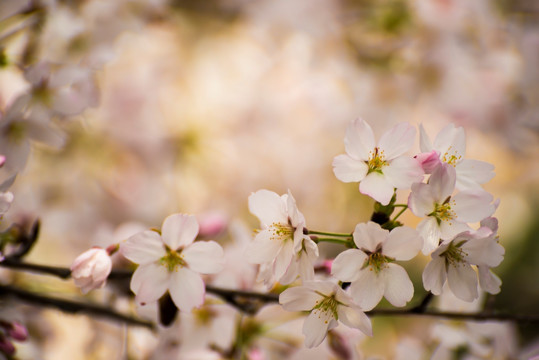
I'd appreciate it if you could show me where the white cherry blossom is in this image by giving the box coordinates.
[422,217,504,302]
[279,281,372,348]
[408,163,495,254]
[332,221,422,311]
[120,214,224,312]
[333,119,424,205]
[418,123,494,191]
[70,247,112,294]
[246,189,318,286]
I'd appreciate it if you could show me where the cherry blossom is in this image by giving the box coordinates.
[246,189,318,286]
[279,281,372,348]
[422,218,504,302]
[70,247,112,294]
[418,124,495,191]
[332,221,422,311]
[333,119,424,205]
[120,214,224,311]
[408,163,496,254]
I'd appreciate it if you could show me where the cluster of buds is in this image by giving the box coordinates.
[0,320,27,356]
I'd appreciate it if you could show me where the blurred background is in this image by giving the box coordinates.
[0,0,538,358]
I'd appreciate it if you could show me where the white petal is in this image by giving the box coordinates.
[161,214,199,250]
[429,164,456,201]
[297,250,316,282]
[453,190,495,223]
[121,231,166,265]
[332,249,367,282]
[350,270,384,311]
[303,309,332,348]
[478,266,501,294]
[408,182,435,216]
[273,240,295,280]
[461,238,504,267]
[378,122,416,160]
[244,230,282,264]
[419,124,433,153]
[279,286,320,311]
[359,172,394,206]
[279,258,299,285]
[183,241,224,274]
[286,190,306,229]
[353,222,388,253]
[131,263,169,305]
[433,124,466,160]
[447,263,478,302]
[455,159,494,190]
[332,154,368,183]
[248,190,288,226]
[439,220,471,241]
[337,305,372,336]
[383,264,414,307]
[169,267,205,312]
[383,226,422,260]
[384,156,424,189]
[305,280,339,296]
[417,218,442,255]
[344,118,375,161]
[422,257,446,295]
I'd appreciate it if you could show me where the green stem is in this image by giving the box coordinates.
[312,237,353,247]
[307,230,352,238]
[393,204,408,208]
[392,205,408,221]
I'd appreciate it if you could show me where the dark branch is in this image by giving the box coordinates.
[0,285,154,329]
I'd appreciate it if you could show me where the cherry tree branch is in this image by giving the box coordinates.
[1,260,539,325]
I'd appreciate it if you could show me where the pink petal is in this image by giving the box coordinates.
[350,270,384,311]
[344,118,375,161]
[169,267,205,312]
[455,159,495,190]
[337,305,372,336]
[433,124,466,160]
[161,214,199,250]
[131,263,169,305]
[415,150,442,174]
[279,286,320,311]
[478,266,501,294]
[121,231,166,265]
[429,164,456,202]
[382,264,414,307]
[332,249,367,282]
[378,122,416,160]
[353,222,388,253]
[418,124,433,153]
[438,220,470,241]
[453,190,495,223]
[248,190,288,226]
[332,154,368,183]
[408,182,435,216]
[303,309,332,348]
[383,226,422,260]
[384,156,424,189]
[417,217,442,254]
[359,172,394,206]
[447,263,478,302]
[183,240,224,274]
[422,257,446,295]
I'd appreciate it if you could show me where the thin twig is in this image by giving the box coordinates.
[0,285,154,329]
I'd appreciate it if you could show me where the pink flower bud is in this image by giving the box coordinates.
[0,156,5,168]
[414,150,441,174]
[198,212,227,237]
[7,322,27,341]
[70,247,112,294]
[0,336,15,356]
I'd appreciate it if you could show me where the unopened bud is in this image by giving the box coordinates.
[70,247,112,294]
[7,322,28,341]
[0,336,15,356]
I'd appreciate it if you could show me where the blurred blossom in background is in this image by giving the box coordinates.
[0,0,538,358]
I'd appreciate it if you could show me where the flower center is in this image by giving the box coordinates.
[429,197,456,225]
[441,240,468,268]
[313,292,339,323]
[159,249,186,272]
[364,252,391,273]
[269,222,294,242]
[367,147,388,174]
[441,146,462,166]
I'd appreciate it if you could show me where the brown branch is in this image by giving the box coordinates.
[1,260,539,324]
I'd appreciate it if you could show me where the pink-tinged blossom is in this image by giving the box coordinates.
[332,222,422,311]
[422,218,504,302]
[408,164,495,254]
[419,124,494,191]
[70,247,112,294]
[246,190,318,286]
[333,119,424,205]
[279,281,372,348]
[120,214,224,312]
